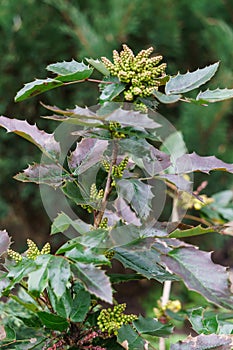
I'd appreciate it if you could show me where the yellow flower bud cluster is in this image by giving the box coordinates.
[99,217,108,229]
[109,122,126,139]
[153,299,181,320]
[7,239,51,263]
[102,156,129,188]
[101,44,167,102]
[97,303,138,336]
[7,249,22,263]
[81,183,104,213]
[104,249,115,260]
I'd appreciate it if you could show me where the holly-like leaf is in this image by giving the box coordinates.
[165,62,219,95]
[99,77,125,102]
[188,307,218,335]
[175,152,233,174]
[37,311,69,331]
[171,334,233,350]
[156,173,192,192]
[196,88,233,102]
[28,255,51,297]
[117,324,146,350]
[48,256,71,298]
[133,315,173,337]
[86,58,110,76]
[51,212,91,235]
[0,117,60,158]
[47,287,72,319]
[162,247,233,309]
[72,262,112,304]
[105,108,161,129]
[15,78,63,102]
[14,163,64,188]
[65,246,110,266]
[117,179,153,219]
[153,90,181,103]
[68,138,108,175]
[113,198,142,226]
[46,59,93,82]
[69,282,91,322]
[143,148,171,176]
[169,225,215,238]
[114,242,178,282]
[0,230,11,256]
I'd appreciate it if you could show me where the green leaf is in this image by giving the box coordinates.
[1,326,16,341]
[69,282,91,322]
[196,88,233,102]
[37,311,69,331]
[51,212,91,235]
[188,307,218,335]
[7,260,36,288]
[15,78,63,102]
[171,334,233,350]
[0,117,60,159]
[46,59,93,82]
[85,58,110,75]
[153,90,181,103]
[65,246,110,265]
[0,230,10,256]
[133,315,173,337]
[28,255,51,297]
[99,77,125,102]
[117,179,153,219]
[114,243,178,282]
[117,324,146,350]
[165,62,219,95]
[72,262,112,303]
[48,256,71,298]
[14,163,64,188]
[162,247,233,309]
[175,152,233,174]
[169,225,215,238]
[47,287,72,319]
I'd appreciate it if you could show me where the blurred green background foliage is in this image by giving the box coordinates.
[0,0,233,248]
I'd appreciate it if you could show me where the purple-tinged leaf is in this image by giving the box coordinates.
[0,117,60,158]
[165,62,219,95]
[169,225,215,238]
[14,163,64,188]
[175,152,233,174]
[156,173,192,192]
[42,103,104,126]
[114,197,141,226]
[197,88,233,103]
[105,108,161,129]
[72,262,112,304]
[143,148,171,176]
[68,138,108,174]
[0,230,11,256]
[46,59,93,82]
[171,334,233,350]
[15,78,63,102]
[162,247,233,309]
[117,179,153,219]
